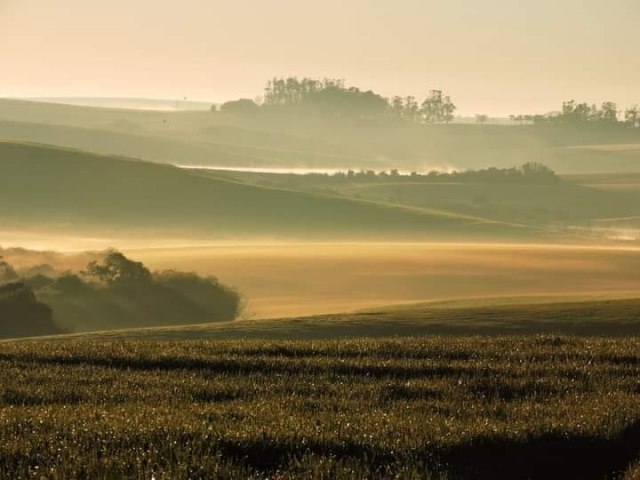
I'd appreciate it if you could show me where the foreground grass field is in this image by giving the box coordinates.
[2,336,640,479]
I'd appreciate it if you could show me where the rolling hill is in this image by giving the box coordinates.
[191,167,640,233]
[0,119,374,169]
[0,141,533,239]
[10,296,640,341]
[3,98,640,173]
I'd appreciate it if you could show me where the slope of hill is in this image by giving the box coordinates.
[12,296,640,341]
[0,141,532,239]
[336,180,640,226]
[0,120,375,169]
[191,167,640,232]
[26,97,214,111]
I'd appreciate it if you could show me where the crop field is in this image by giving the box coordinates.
[2,336,640,479]
[129,243,640,319]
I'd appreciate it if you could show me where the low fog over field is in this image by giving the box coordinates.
[2,241,639,327]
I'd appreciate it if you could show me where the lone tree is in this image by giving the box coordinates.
[421,90,456,124]
[86,250,152,286]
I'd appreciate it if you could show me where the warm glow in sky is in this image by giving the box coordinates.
[1,0,638,116]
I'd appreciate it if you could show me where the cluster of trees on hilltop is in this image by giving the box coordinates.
[388,90,456,123]
[512,101,640,128]
[213,75,640,129]
[0,251,243,338]
[216,77,456,123]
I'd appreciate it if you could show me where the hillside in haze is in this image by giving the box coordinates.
[209,168,640,232]
[23,97,214,111]
[2,98,640,174]
[3,139,640,242]
[0,141,532,240]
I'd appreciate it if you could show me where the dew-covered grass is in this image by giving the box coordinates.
[1,336,640,479]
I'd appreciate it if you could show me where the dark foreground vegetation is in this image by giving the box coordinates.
[1,336,640,479]
[0,251,241,337]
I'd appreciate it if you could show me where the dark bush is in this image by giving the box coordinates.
[0,282,60,338]
[154,270,242,322]
[33,251,243,333]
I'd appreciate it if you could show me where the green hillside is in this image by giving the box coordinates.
[0,141,532,239]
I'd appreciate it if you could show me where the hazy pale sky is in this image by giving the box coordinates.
[1,0,638,116]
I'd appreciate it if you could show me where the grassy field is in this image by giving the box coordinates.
[129,243,640,319]
[2,335,640,479]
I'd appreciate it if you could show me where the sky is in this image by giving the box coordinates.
[1,0,639,116]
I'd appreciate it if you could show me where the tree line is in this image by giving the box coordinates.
[309,163,559,184]
[216,76,456,123]
[214,76,640,129]
[511,101,640,128]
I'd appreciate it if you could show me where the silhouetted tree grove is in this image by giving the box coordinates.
[86,250,152,286]
[218,76,458,123]
[420,90,456,124]
[328,163,558,183]
[512,100,640,128]
[263,77,388,118]
[625,106,640,128]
